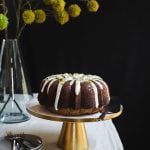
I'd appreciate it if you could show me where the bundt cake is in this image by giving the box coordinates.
[38,73,110,116]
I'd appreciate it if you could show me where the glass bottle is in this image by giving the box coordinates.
[0,39,33,123]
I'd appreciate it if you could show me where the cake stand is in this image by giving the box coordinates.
[27,101,123,150]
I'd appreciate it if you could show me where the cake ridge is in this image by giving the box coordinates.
[89,81,99,108]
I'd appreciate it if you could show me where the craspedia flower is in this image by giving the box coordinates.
[34,9,46,23]
[43,0,55,5]
[22,10,35,24]
[52,0,66,12]
[87,0,99,12]
[0,13,8,31]
[68,4,81,18]
[54,10,69,25]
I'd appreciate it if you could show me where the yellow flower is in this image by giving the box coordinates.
[0,13,8,31]
[22,10,35,24]
[68,4,81,18]
[54,10,69,25]
[87,0,99,12]
[34,9,46,23]
[52,0,66,12]
[43,0,55,5]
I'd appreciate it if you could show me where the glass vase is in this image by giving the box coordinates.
[0,39,33,123]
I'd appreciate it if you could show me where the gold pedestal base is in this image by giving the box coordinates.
[27,103,123,150]
[57,122,88,150]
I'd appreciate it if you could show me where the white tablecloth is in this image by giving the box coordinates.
[0,95,124,150]
[0,116,124,150]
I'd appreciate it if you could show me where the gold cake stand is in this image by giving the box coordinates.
[27,101,123,150]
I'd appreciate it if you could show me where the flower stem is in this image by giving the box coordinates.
[15,0,22,38]
[21,0,36,11]
[16,24,26,39]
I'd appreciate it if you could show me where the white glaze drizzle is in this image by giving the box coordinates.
[69,79,74,85]
[41,74,59,92]
[90,81,99,108]
[54,81,64,110]
[93,80,103,90]
[40,73,110,110]
[41,74,62,92]
[75,79,80,95]
[92,80,104,105]
[47,79,57,94]
[54,76,74,110]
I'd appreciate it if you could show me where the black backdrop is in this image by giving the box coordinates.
[1,0,150,149]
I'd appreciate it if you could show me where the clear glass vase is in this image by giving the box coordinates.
[0,39,33,123]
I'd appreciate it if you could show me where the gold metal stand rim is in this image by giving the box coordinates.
[27,103,123,122]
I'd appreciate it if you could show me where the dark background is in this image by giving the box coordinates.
[1,0,150,149]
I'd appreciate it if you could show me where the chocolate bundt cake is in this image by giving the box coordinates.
[38,73,110,116]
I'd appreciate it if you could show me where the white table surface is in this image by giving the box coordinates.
[0,98,124,150]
